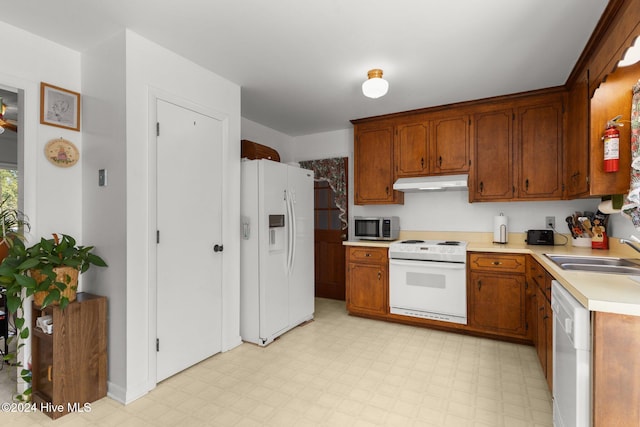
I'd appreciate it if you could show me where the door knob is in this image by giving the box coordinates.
[213,244,224,253]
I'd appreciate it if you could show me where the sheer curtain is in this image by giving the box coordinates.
[623,80,640,228]
[299,157,348,230]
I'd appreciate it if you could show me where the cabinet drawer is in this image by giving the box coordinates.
[347,246,388,264]
[469,253,526,273]
[527,257,546,288]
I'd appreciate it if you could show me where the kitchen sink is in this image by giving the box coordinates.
[544,254,640,275]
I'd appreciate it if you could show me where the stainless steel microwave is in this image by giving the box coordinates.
[353,216,399,241]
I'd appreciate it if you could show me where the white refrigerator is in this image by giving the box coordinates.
[240,159,315,346]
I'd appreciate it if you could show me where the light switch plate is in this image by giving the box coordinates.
[99,169,107,187]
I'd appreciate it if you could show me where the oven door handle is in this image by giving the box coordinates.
[389,259,466,270]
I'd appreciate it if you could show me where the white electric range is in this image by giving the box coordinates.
[388,239,468,325]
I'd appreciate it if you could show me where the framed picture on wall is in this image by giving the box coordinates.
[40,82,80,131]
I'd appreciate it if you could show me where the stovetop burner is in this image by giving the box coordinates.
[389,239,468,263]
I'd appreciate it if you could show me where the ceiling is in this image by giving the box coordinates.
[0,0,609,136]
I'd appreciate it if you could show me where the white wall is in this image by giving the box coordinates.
[291,127,638,239]
[0,21,82,389]
[82,30,242,404]
[123,30,241,403]
[81,31,128,401]
[293,128,351,162]
[0,21,83,241]
[241,117,294,163]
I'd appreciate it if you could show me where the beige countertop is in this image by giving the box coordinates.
[344,231,640,316]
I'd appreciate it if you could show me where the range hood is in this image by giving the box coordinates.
[393,174,468,192]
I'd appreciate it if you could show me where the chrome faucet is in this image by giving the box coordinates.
[620,236,640,254]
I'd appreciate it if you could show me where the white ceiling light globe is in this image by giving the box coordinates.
[362,69,389,99]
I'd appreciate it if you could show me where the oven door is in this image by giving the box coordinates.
[389,258,467,324]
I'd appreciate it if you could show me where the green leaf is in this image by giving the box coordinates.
[88,253,108,267]
[6,295,20,313]
[59,297,69,310]
[62,258,81,268]
[14,274,36,289]
[42,289,60,308]
[41,238,53,253]
[19,327,29,339]
[14,317,24,329]
[17,258,39,270]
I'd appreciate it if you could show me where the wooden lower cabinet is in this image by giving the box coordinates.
[528,256,553,391]
[346,246,388,316]
[592,311,640,427]
[31,293,107,419]
[467,253,529,341]
[535,282,553,392]
[468,271,527,338]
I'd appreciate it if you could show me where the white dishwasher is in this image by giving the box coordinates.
[551,280,591,427]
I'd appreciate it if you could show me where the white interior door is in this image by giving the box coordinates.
[156,99,223,381]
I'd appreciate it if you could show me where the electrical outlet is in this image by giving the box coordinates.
[545,216,555,229]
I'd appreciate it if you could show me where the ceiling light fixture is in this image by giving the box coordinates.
[362,69,389,99]
[618,36,640,67]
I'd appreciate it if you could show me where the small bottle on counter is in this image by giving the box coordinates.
[591,221,609,249]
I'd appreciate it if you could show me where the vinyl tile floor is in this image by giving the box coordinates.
[2,298,552,426]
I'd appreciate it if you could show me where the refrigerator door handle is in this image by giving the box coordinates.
[286,190,293,273]
[289,191,297,274]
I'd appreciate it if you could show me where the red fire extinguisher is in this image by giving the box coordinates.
[603,115,623,173]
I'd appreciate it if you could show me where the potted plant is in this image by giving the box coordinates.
[0,195,29,263]
[0,233,107,401]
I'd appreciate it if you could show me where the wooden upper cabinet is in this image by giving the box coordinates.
[354,124,404,205]
[430,115,470,175]
[588,61,640,196]
[565,69,590,198]
[395,115,469,178]
[471,108,514,201]
[395,122,429,177]
[516,95,564,199]
[471,90,565,202]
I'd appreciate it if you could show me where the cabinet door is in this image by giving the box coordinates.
[471,109,514,201]
[469,271,526,338]
[354,125,404,205]
[430,115,470,174]
[565,69,590,197]
[535,284,548,376]
[589,61,639,196]
[395,122,429,177]
[346,261,388,316]
[517,97,564,199]
[544,293,552,392]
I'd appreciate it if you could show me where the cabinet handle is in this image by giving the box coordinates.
[439,156,442,167]
[47,365,53,382]
[477,280,482,290]
[525,179,529,191]
[421,157,424,168]
[385,186,389,195]
[479,181,484,193]
[377,271,381,280]
[492,261,502,266]
[365,253,371,257]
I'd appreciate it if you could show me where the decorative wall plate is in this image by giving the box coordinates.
[44,138,79,168]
